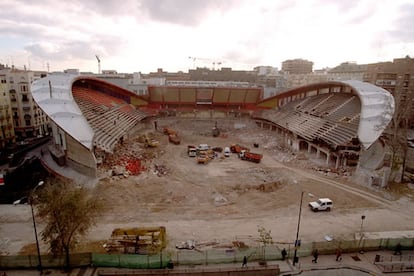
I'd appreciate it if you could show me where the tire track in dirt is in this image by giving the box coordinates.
[265,156,393,208]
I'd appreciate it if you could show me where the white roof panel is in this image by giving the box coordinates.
[31,73,94,149]
[342,80,394,149]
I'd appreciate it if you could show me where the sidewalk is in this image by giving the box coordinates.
[2,249,413,275]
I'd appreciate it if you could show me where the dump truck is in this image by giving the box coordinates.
[163,127,177,136]
[230,144,250,154]
[168,134,181,145]
[239,150,262,163]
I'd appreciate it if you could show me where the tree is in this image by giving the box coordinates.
[257,225,273,262]
[37,177,103,270]
[385,89,414,183]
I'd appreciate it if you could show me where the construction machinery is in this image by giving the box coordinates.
[168,134,181,145]
[187,145,197,157]
[163,127,181,145]
[239,150,263,163]
[163,127,177,136]
[104,226,166,254]
[139,134,159,148]
[230,144,250,154]
[197,153,211,164]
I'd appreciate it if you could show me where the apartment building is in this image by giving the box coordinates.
[363,56,414,124]
[0,79,15,149]
[281,59,313,74]
[327,62,367,81]
[0,67,49,141]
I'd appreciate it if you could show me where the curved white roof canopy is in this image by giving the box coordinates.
[342,80,394,149]
[31,73,94,149]
[32,75,394,152]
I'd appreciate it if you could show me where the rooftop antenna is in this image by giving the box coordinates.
[95,55,101,74]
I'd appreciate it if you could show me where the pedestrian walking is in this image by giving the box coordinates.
[312,249,319,263]
[281,248,287,260]
[335,248,342,261]
[394,243,402,255]
[242,255,248,268]
[154,120,158,130]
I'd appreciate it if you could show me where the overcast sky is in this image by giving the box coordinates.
[1,0,413,74]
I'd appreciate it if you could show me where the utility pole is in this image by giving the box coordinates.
[30,181,44,273]
[95,55,101,74]
[293,191,304,265]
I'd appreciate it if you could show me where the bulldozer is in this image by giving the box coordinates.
[104,226,166,254]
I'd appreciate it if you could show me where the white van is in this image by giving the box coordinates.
[224,147,231,157]
[198,144,209,151]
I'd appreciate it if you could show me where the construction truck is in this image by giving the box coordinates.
[197,153,210,164]
[163,127,177,136]
[239,150,263,163]
[168,134,181,145]
[187,145,197,157]
[104,226,166,254]
[230,144,250,154]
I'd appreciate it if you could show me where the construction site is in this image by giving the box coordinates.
[89,116,414,256]
[1,74,411,273]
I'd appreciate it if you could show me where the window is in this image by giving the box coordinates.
[22,94,29,102]
[25,119,31,126]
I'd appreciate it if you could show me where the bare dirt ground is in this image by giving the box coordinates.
[2,118,414,255]
[91,118,414,250]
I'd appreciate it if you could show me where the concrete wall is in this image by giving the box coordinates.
[65,133,97,177]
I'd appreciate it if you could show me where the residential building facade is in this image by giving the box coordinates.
[327,62,367,81]
[0,79,15,149]
[1,67,49,141]
[281,59,313,74]
[363,56,414,124]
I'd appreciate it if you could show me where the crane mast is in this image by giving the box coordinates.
[95,55,101,74]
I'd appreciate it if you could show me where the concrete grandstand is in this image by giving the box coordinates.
[31,74,394,186]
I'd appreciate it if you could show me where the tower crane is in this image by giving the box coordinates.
[95,55,101,74]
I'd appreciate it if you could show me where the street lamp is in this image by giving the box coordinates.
[358,215,366,253]
[30,180,44,274]
[293,191,304,266]
[360,215,366,235]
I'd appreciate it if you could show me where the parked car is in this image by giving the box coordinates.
[224,147,231,157]
[309,198,333,212]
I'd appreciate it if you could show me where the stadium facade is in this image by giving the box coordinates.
[31,73,394,186]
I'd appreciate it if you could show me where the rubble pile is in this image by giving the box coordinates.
[153,163,169,177]
[98,138,161,178]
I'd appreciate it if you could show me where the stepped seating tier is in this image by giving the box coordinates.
[260,92,360,149]
[72,86,148,153]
